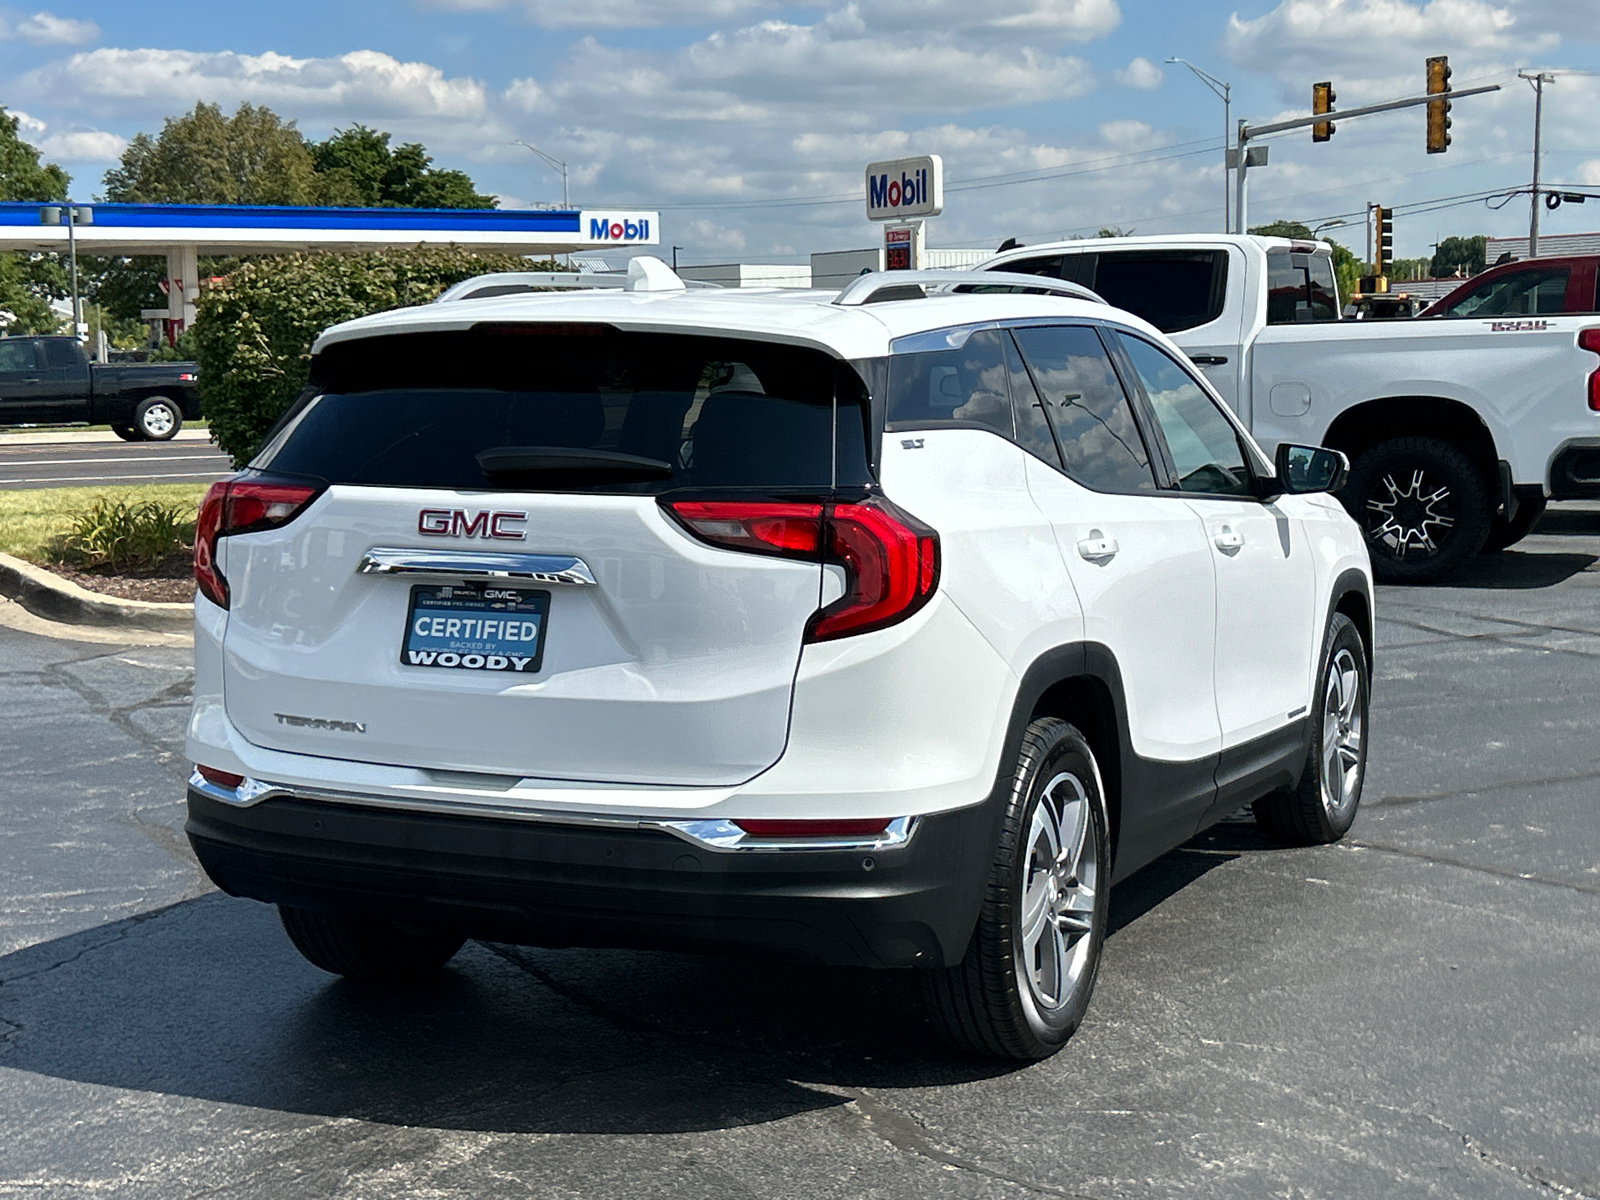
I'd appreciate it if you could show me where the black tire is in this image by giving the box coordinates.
[132,395,182,441]
[110,423,139,441]
[1254,613,1369,846]
[278,906,465,984]
[922,718,1111,1060]
[1481,495,1547,554]
[1343,437,1491,584]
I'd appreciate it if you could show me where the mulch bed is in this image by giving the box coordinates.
[50,552,195,603]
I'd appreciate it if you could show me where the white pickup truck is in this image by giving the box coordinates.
[982,234,1600,582]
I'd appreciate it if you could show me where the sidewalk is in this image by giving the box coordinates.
[0,428,213,447]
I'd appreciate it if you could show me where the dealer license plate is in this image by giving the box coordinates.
[401,584,549,673]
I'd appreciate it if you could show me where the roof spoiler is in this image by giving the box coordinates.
[435,256,716,303]
[833,269,1104,307]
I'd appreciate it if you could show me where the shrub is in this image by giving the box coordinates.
[195,247,550,465]
[60,497,192,572]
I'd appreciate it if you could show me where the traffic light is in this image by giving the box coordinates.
[1312,81,1337,142]
[1426,56,1452,154]
[1374,206,1394,276]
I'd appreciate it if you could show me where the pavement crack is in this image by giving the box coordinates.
[812,1084,1100,1198]
[1370,764,1600,808]
[1348,839,1600,896]
[1372,1103,1600,1198]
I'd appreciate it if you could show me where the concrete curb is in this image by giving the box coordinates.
[0,428,213,446]
[0,553,192,632]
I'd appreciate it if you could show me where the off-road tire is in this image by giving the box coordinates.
[1481,495,1547,554]
[278,906,465,984]
[1254,613,1369,845]
[921,718,1110,1060]
[133,395,182,441]
[1343,437,1491,584]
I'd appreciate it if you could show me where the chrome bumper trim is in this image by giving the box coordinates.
[356,548,597,586]
[187,772,921,854]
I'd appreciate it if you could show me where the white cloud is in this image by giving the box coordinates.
[8,108,46,133]
[502,77,547,112]
[39,128,124,159]
[1099,119,1153,145]
[1578,160,1600,186]
[422,0,780,28]
[7,10,98,45]
[1113,56,1162,89]
[25,47,487,120]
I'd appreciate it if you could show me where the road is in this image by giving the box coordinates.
[1,508,1598,1198]
[0,433,232,489]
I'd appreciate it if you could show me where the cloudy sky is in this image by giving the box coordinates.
[1,0,1596,263]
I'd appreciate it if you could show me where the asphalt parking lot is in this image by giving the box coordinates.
[0,431,231,489]
[1,507,1597,1199]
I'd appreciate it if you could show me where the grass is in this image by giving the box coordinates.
[0,419,208,435]
[0,483,209,567]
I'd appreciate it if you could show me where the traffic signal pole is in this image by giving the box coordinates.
[1232,81,1500,234]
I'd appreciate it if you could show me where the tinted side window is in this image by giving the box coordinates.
[1011,325,1156,493]
[1004,332,1062,469]
[1116,333,1252,497]
[1441,267,1571,317]
[0,340,37,372]
[998,255,1064,279]
[1089,251,1228,333]
[44,340,79,370]
[1266,251,1340,324]
[885,328,1014,439]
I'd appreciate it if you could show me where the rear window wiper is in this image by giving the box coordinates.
[476,446,673,483]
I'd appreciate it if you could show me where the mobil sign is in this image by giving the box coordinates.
[580,210,660,244]
[865,154,943,221]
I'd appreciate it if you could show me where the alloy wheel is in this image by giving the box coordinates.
[141,402,176,438]
[1017,771,1099,1012]
[1320,647,1364,821]
[1364,468,1454,558]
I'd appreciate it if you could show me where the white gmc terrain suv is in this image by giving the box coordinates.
[186,259,1373,1060]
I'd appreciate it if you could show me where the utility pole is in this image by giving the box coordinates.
[510,141,569,208]
[1166,58,1231,232]
[1519,71,1554,258]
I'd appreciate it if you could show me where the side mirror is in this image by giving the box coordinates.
[1273,443,1348,494]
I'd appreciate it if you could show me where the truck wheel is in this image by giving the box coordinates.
[1343,437,1490,584]
[278,906,465,984]
[1253,613,1368,845]
[921,718,1110,1059]
[110,424,139,441]
[1482,495,1547,554]
[133,395,182,441]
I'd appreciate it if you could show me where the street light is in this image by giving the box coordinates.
[1166,58,1231,232]
[510,140,569,209]
[38,202,91,341]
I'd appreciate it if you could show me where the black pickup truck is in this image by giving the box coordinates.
[0,335,201,440]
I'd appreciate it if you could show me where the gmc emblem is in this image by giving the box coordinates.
[418,509,528,540]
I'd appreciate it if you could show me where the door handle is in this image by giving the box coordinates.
[1076,532,1119,563]
[1189,355,1229,366]
[1213,526,1244,554]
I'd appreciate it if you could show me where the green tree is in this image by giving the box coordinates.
[196,247,556,463]
[104,102,320,205]
[0,107,69,333]
[1430,235,1486,278]
[311,125,495,209]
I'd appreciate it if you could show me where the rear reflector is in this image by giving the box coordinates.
[194,476,322,609]
[732,818,892,838]
[195,764,244,789]
[1581,328,1600,412]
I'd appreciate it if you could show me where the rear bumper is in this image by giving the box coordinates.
[1549,440,1600,499]
[186,788,993,969]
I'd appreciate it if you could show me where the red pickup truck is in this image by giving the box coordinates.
[1420,255,1600,319]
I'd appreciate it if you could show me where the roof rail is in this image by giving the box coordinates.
[832,269,1103,307]
[435,255,716,303]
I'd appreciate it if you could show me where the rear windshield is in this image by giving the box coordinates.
[255,327,872,494]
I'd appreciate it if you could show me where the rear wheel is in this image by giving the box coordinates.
[110,423,139,441]
[133,395,181,441]
[1343,437,1491,583]
[278,906,465,984]
[1482,494,1547,554]
[922,718,1110,1060]
[1254,613,1369,845]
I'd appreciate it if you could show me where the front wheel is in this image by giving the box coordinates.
[1254,612,1369,845]
[133,395,182,441]
[278,906,465,984]
[1343,437,1491,584]
[922,718,1111,1060]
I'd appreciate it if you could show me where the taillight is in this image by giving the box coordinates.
[663,496,939,641]
[1581,328,1600,412]
[732,818,891,838]
[193,477,321,609]
[195,764,244,789]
